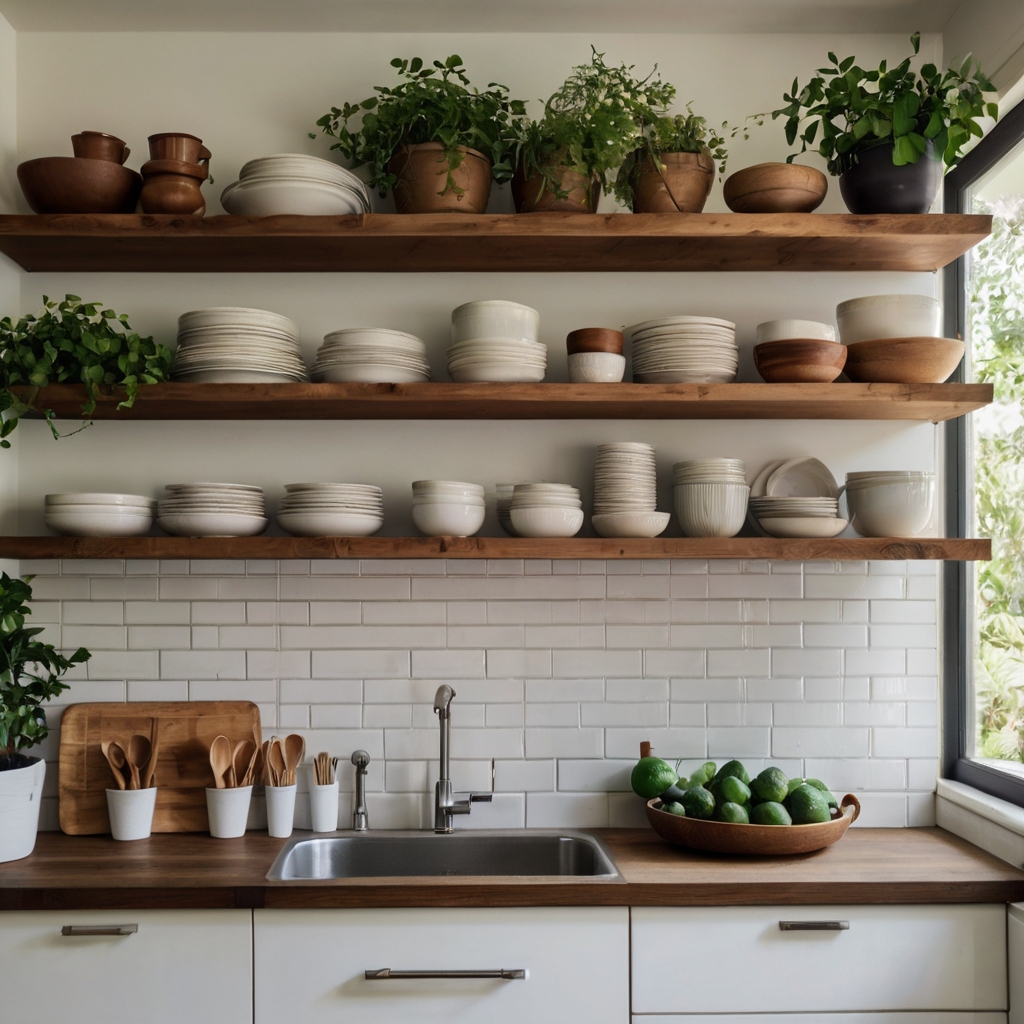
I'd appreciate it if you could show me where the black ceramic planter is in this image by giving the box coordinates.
[839,141,942,214]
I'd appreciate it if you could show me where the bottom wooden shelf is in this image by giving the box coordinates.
[0,536,991,561]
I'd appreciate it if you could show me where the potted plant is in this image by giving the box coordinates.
[313,55,526,214]
[512,48,675,213]
[0,295,173,448]
[0,573,89,862]
[772,32,997,214]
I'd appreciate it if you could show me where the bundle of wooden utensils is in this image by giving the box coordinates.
[261,734,305,787]
[101,729,158,790]
[208,734,260,789]
[312,751,338,786]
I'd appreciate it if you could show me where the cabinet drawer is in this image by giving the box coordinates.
[631,905,1007,1014]
[0,909,252,1024]
[254,907,629,1024]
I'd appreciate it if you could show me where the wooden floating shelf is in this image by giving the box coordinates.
[0,536,991,561]
[0,212,991,273]
[21,382,993,423]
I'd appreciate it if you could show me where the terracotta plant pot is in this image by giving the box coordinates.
[839,140,942,214]
[148,132,211,166]
[388,142,492,214]
[724,162,828,213]
[140,158,208,216]
[512,164,600,213]
[72,131,130,164]
[632,150,714,213]
[17,156,142,214]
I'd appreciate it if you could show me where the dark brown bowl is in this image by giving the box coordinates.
[18,156,142,214]
[754,338,847,383]
[567,327,624,355]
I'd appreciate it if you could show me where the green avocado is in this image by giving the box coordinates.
[788,783,832,824]
[787,776,806,795]
[660,801,687,817]
[631,757,677,799]
[718,774,751,807]
[751,766,789,804]
[681,785,716,820]
[715,801,750,824]
[804,778,838,808]
[714,759,751,785]
[750,801,793,826]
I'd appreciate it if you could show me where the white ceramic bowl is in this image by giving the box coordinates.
[568,352,626,383]
[759,517,849,539]
[411,502,486,537]
[673,483,750,537]
[451,300,539,345]
[45,492,154,508]
[755,319,836,344]
[156,513,269,538]
[44,509,153,537]
[836,294,941,344]
[510,506,584,538]
[312,364,428,383]
[220,178,365,216]
[845,477,935,537]
[591,511,671,538]
[276,511,383,537]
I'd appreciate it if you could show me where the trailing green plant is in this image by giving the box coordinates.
[772,32,997,175]
[0,295,173,447]
[0,573,89,769]
[313,55,527,197]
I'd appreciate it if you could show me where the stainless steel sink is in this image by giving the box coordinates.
[266,830,621,881]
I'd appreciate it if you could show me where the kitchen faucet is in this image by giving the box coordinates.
[351,749,370,832]
[433,684,492,833]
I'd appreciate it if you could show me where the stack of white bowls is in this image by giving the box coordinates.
[44,493,155,537]
[310,328,431,383]
[845,471,935,538]
[496,483,519,537]
[510,483,583,538]
[156,483,269,537]
[220,153,371,216]
[173,308,307,384]
[411,481,485,537]
[628,315,738,383]
[748,457,845,538]
[673,459,749,537]
[276,483,384,537]
[448,300,546,382]
[592,443,670,539]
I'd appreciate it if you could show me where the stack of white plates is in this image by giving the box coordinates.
[276,483,384,537]
[627,315,738,383]
[44,492,155,537]
[673,459,747,486]
[448,300,546,382]
[220,153,371,216]
[592,443,669,539]
[510,483,583,538]
[156,483,269,537]
[748,457,846,538]
[672,459,749,537]
[173,307,307,384]
[412,481,486,537]
[495,483,520,537]
[310,328,431,384]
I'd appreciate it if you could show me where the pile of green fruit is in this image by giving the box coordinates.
[631,756,837,826]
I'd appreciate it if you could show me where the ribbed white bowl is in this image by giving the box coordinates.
[673,483,750,538]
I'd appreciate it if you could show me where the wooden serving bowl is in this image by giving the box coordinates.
[724,162,828,213]
[18,156,142,214]
[843,337,965,384]
[646,794,860,855]
[754,338,847,383]
[567,327,624,355]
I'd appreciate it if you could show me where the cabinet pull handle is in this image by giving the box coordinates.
[778,920,849,931]
[61,924,138,937]
[365,968,526,980]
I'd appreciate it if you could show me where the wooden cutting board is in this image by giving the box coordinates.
[59,701,262,834]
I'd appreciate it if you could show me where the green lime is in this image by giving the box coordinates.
[681,785,716,820]
[788,783,832,824]
[661,801,687,817]
[719,775,751,806]
[805,778,838,808]
[751,766,789,804]
[750,801,793,826]
[631,757,677,799]
[714,759,751,785]
[787,776,806,795]
[715,801,749,824]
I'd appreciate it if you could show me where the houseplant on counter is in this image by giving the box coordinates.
[772,32,997,213]
[0,573,90,862]
[0,294,173,448]
[313,55,526,214]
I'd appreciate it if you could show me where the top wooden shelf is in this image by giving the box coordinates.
[0,212,992,273]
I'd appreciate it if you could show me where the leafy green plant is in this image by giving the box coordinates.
[0,295,173,447]
[773,32,997,174]
[0,574,89,769]
[313,55,527,197]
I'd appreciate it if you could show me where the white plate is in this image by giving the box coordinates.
[311,364,429,383]
[633,370,736,384]
[178,307,298,335]
[591,511,671,538]
[172,369,305,384]
[758,516,849,538]
[449,365,546,383]
[157,513,269,537]
[45,510,153,537]
[766,457,840,498]
[221,178,365,217]
[276,511,384,537]
[45,492,153,507]
[627,315,736,333]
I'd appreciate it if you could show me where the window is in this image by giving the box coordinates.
[945,98,1024,804]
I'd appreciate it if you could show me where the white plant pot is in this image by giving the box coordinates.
[309,781,340,832]
[106,787,157,841]
[0,757,46,863]
[265,784,297,838]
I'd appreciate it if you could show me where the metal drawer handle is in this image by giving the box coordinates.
[365,968,525,980]
[779,920,849,931]
[61,924,138,937]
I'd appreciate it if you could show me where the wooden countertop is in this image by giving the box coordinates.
[1,828,1022,911]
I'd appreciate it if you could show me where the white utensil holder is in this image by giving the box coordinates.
[206,785,253,839]
[265,783,297,838]
[309,780,340,832]
[106,786,158,841]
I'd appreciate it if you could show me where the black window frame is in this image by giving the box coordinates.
[943,97,1024,806]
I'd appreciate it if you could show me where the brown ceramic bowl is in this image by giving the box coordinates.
[72,131,129,164]
[754,338,847,384]
[17,156,142,214]
[843,336,966,384]
[567,328,624,355]
[724,162,828,213]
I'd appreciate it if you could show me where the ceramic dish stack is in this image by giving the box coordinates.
[412,481,485,537]
[496,483,520,537]
[44,492,156,537]
[628,315,738,383]
[156,483,268,537]
[220,153,371,216]
[510,483,583,538]
[276,483,384,537]
[591,443,670,538]
[310,328,431,383]
[673,459,749,537]
[748,457,846,538]
[173,308,307,384]
[447,300,546,382]
[845,471,935,538]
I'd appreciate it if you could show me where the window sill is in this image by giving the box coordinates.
[936,777,1024,869]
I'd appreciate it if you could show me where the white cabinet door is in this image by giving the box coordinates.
[254,907,629,1024]
[0,909,252,1024]
[632,905,1007,1014]
[1010,904,1024,1024]
[634,1015,1006,1023]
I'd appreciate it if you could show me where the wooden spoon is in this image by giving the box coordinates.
[101,740,128,791]
[142,719,159,790]
[283,733,305,787]
[268,737,286,788]
[232,740,255,789]
[127,734,151,791]
[209,734,233,790]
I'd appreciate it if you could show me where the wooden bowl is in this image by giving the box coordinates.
[754,338,847,383]
[843,337,965,384]
[567,328,624,355]
[724,162,828,213]
[646,794,860,855]
[17,156,142,214]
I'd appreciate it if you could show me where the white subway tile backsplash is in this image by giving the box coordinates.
[526,792,608,828]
